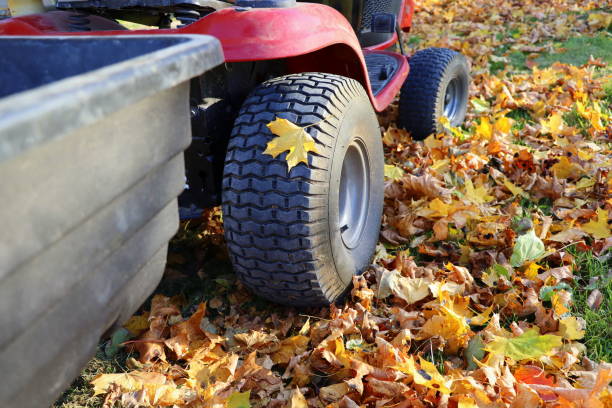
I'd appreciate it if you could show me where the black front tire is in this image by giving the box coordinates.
[222,73,384,307]
[398,47,470,140]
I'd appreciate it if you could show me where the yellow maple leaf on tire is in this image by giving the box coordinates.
[264,117,320,171]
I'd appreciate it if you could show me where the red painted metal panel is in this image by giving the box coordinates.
[0,4,408,111]
[400,0,415,32]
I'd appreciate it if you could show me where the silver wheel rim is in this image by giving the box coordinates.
[338,139,369,249]
[443,77,462,122]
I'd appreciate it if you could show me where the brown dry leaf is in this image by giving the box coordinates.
[401,172,451,199]
[376,269,431,305]
[271,335,309,365]
[234,330,279,349]
[586,289,603,311]
[319,382,350,404]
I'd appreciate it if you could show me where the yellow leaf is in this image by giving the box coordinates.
[264,117,319,171]
[588,12,612,30]
[298,318,310,336]
[580,208,611,239]
[464,178,493,204]
[439,115,451,128]
[540,113,564,136]
[551,156,584,179]
[494,116,512,135]
[503,178,527,197]
[524,263,542,280]
[470,305,494,326]
[440,115,465,139]
[123,313,150,336]
[474,117,493,140]
[289,387,308,408]
[552,291,571,317]
[227,391,251,408]
[575,177,594,189]
[485,328,562,362]
[384,164,404,180]
[558,317,585,340]
[429,198,451,217]
[576,100,589,120]
[396,356,450,394]
[91,371,167,396]
[431,158,450,173]
[417,306,470,353]
[415,357,451,394]
[576,149,593,161]
[424,134,444,149]
[589,102,606,131]
[458,396,477,408]
[271,335,309,364]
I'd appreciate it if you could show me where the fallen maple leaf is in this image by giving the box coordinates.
[514,365,557,401]
[552,156,585,179]
[399,356,451,394]
[384,164,405,180]
[464,178,493,204]
[557,316,585,340]
[263,117,319,171]
[402,173,451,199]
[485,328,562,362]
[580,208,611,239]
[227,391,251,408]
[91,371,167,396]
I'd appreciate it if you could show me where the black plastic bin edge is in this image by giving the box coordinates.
[0,34,224,163]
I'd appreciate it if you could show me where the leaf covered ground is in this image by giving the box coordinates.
[56,0,611,407]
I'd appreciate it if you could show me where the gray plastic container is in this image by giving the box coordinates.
[0,35,223,407]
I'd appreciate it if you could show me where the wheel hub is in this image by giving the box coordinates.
[443,77,465,123]
[338,139,370,249]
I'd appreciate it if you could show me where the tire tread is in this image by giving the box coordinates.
[222,73,366,306]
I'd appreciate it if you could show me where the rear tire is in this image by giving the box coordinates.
[398,47,470,140]
[222,73,384,307]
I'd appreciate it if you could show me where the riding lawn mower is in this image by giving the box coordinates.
[0,0,470,307]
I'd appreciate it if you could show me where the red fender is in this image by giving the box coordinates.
[400,0,416,32]
[181,4,390,108]
[0,4,404,110]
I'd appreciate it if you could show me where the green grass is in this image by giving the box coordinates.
[493,33,612,72]
[508,107,534,130]
[568,246,612,362]
[604,78,612,106]
[53,349,130,408]
[535,34,612,67]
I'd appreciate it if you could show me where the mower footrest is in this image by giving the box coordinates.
[364,52,400,96]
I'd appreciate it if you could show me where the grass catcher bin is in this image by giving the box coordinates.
[0,35,223,408]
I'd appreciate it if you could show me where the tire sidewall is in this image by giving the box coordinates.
[435,55,470,130]
[327,92,384,286]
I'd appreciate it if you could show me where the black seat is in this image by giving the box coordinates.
[307,0,402,47]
